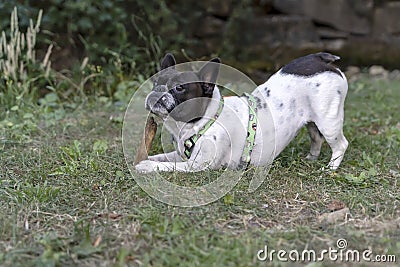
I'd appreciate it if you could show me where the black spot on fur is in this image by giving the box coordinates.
[266,88,271,97]
[279,103,283,108]
[316,83,320,87]
[337,90,342,95]
[281,52,342,77]
[263,103,267,109]
[213,135,217,141]
[254,96,263,109]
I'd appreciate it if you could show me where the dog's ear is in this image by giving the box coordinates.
[198,58,221,96]
[161,53,176,70]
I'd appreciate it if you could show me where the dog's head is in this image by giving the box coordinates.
[145,53,221,122]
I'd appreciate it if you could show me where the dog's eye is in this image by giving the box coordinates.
[175,85,185,92]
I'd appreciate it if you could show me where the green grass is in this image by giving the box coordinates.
[1,76,399,266]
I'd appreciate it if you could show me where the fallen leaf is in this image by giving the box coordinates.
[318,208,350,224]
[93,235,102,247]
[326,199,346,211]
[108,213,122,220]
[125,255,135,262]
[97,213,123,220]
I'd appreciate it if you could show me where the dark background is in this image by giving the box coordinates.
[1,0,400,81]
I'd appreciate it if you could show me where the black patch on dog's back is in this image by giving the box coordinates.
[281,53,342,77]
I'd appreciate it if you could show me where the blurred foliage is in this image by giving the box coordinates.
[0,7,54,139]
[0,1,192,141]
[0,1,171,72]
[0,1,181,109]
[0,0,241,140]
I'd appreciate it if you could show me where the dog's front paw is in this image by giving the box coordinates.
[306,153,319,161]
[135,160,159,173]
[319,165,337,173]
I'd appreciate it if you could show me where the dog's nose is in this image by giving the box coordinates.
[145,91,174,114]
[156,94,174,112]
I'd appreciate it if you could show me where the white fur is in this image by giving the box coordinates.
[255,70,348,169]
[135,70,348,173]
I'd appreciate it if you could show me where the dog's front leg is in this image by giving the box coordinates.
[135,159,210,173]
[135,138,219,173]
[148,151,182,162]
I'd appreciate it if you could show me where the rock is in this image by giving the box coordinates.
[373,1,400,36]
[388,69,400,80]
[345,66,361,79]
[323,39,346,51]
[222,15,322,67]
[253,0,275,15]
[198,0,232,18]
[329,36,400,69]
[369,65,388,78]
[177,0,400,75]
[316,27,348,39]
[229,15,319,47]
[273,0,371,34]
[350,0,374,17]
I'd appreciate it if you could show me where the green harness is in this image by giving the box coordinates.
[181,93,258,168]
[239,92,258,167]
[182,97,225,159]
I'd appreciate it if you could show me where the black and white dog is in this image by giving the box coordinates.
[135,53,348,173]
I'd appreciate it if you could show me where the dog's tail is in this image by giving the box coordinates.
[316,52,340,64]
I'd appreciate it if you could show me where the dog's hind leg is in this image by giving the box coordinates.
[314,119,348,170]
[306,122,324,161]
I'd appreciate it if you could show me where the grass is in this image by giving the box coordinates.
[1,75,399,266]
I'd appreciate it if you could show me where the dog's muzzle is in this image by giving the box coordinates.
[145,91,176,116]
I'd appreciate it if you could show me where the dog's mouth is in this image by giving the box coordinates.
[145,92,176,118]
[145,91,211,123]
[149,107,169,118]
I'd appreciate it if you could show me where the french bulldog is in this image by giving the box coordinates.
[135,52,348,173]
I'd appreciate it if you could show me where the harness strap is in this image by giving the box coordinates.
[239,93,258,168]
[182,97,225,159]
[180,93,258,169]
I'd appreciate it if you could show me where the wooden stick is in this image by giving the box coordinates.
[134,116,158,165]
